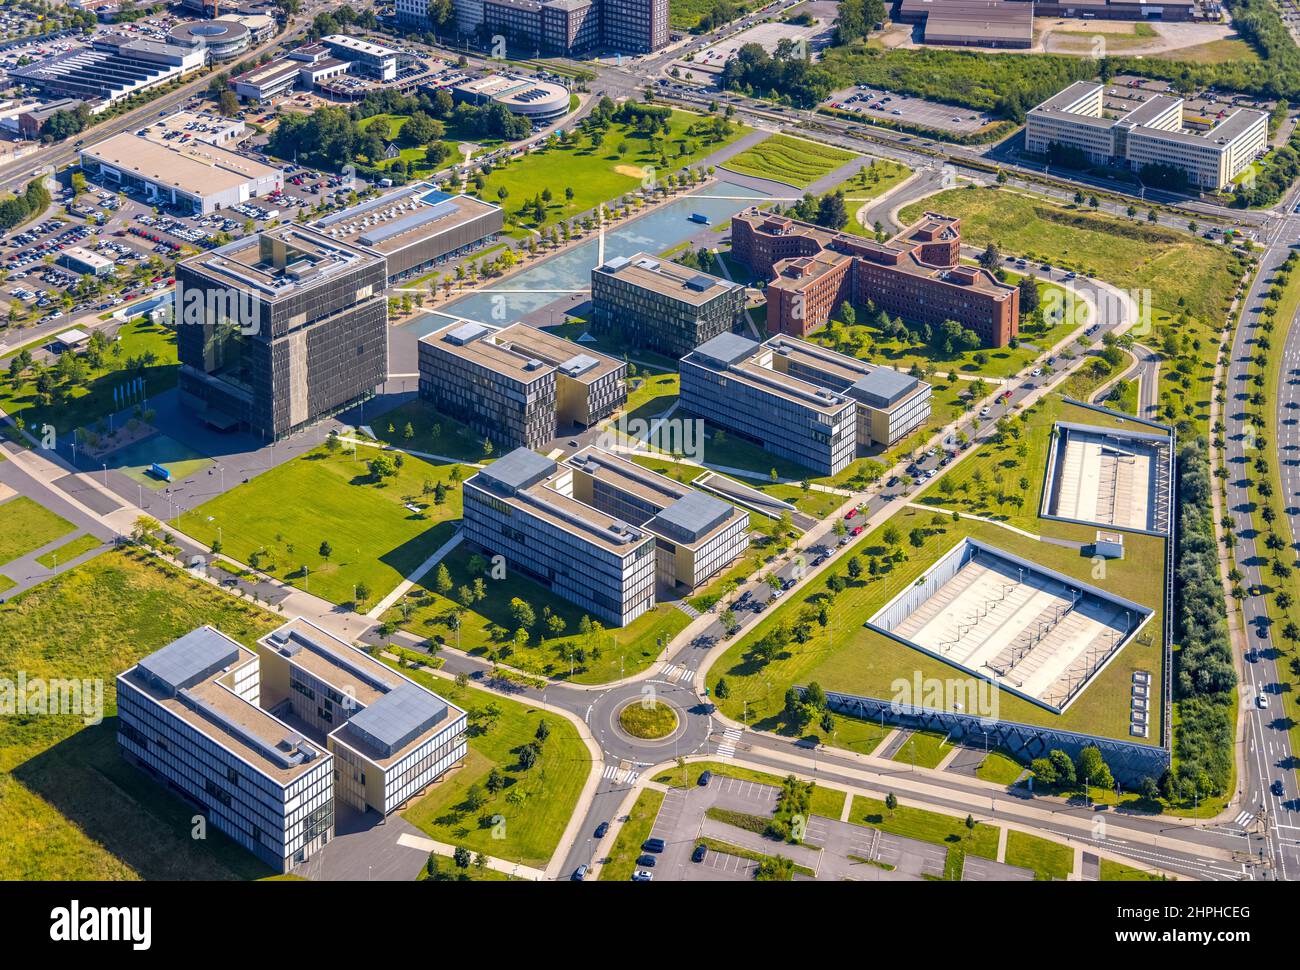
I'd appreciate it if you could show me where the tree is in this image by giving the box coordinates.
[510,597,536,630]
[1075,745,1115,791]
[464,783,487,811]
[884,792,897,816]
[435,563,453,595]
[319,541,332,561]
[453,846,471,869]
[978,242,1000,272]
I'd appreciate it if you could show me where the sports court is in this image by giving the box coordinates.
[1042,422,1172,535]
[869,539,1152,713]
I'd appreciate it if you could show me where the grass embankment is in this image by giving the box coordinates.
[721,133,856,188]
[600,788,665,881]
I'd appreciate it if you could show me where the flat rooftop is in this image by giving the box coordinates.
[763,336,929,412]
[311,183,501,258]
[1044,422,1172,535]
[82,130,280,198]
[420,317,622,386]
[469,448,655,556]
[686,332,856,418]
[183,225,380,299]
[871,539,1153,714]
[233,57,301,88]
[595,252,742,305]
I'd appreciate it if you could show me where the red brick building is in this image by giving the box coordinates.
[731,210,1019,348]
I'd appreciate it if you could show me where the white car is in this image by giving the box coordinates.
[1257,692,1269,709]
[1031,368,1043,377]
[632,869,654,882]
[980,406,992,417]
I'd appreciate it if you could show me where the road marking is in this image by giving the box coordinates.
[716,726,742,760]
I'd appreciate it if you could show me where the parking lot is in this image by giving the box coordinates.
[824,86,992,134]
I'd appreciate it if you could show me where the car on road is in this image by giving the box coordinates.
[571,864,588,881]
[852,525,864,536]
[594,821,609,839]
[845,508,857,519]
[698,770,713,787]
[1031,368,1042,377]
[1272,779,1285,797]
[642,837,665,853]
[692,844,708,863]
[886,476,899,488]
[1257,692,1269,709]
[980,406,992,417]
[632,869,654,881]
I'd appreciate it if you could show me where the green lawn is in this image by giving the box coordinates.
[1101,858,1167,880]
[186,443,469,608]
[975,750,1026,785]
[704,393,1168,747]
[34,533,104,569]
[721,133,856,188]
[0,549,283,880]
[671,0,766,29]
[0,319,177,435]
[418,852,519,881]
[392,663,591,868]
[471,109,749,234]
[0,496,75,567]
[367,399,498,464]
[898,187,1243,325]
[1005,830,1074,880]
[600,788,664,881]
[848,794,999,880]
[384,543,689,683]
[894,731,950,769]
[623,368,679,421]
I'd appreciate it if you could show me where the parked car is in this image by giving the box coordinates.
[692,844,707,863]
[698,770,713,787]
[636,854,657,868]
[594,821,609,839]
[571,864,588,881]
[632,869,654,881]
[642,837,665,853]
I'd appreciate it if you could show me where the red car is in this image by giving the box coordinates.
[845,508,857,520]
[852,526,864,536]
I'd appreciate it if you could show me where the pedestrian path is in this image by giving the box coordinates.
[1233,810,1256,830]
[393,832,546,881]
[716,726,743,760]
[367,530,463,619]
[660,663,695,683]
[672,600,700,619]
[602,763,640,785]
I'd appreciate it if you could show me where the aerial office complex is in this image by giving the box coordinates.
[462,446,748,625]
[1026,81,1267,190]
[430,0,667,54]
[311,184,504,284]
[80,130,282,215]
[117,619,466,874]
[590,253,747,358]
[731,209,1020,348]
[417,318,626,450]
[175,225,388,440]
[451,73,573,122]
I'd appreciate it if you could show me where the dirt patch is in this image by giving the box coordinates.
[614,163,649,179]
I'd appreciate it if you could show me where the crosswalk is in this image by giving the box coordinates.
[1234,810,1256,830]
[661,664,695,683]
[602,763,640,785]
[716,727,743,760]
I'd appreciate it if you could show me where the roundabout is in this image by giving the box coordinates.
[617,699,678,740]
[587,679,713,765]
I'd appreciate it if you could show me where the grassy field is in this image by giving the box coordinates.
[619,700,678,739]
[1149,36,1259,65]
[0,496,74,567]
[704,394,1168,747]
[393,663,591,869]
[898,187,1242,324]
[1101,858,1167,880]
[600,788,664,880]
[975,750,1026,785]
[848,794,999,880]
[186,443,470,608]
[0,549,283,880]
[418,852,519,881]
[670,0,765,29]
[0,319,177,435]
[382,543,689,683]
[34,533,104,569]
[893,731,950,769]
[472,109,749,234]
[721,133,856,188]
[368,399,497,464]
[1005,830,1074,880]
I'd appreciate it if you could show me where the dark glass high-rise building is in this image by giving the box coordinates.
[175,226,388,441]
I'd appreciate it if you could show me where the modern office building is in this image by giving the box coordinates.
[311,183,503,284]
[80,129,282,214]
[679,332,858,475]
[230,58,303,101]
[174,225,388,440]
[167,19,252,63]
[462,445,748,624]
[417,317,626,450]
[1026,80,1267,190]
[117,619,466,874]
[426,0,666,54]
[10,33,204,106]
[732,209,1019,348]
[463,447,658,626]
[764,335,932,448]
[320,34,402,81]
[590,252,746,358]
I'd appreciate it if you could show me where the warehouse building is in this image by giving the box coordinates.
[895,0,1034,48]
[417,317,626,450]
[312,184,503,284]
[1026,80,1267,190]
[80,130,282,214]
[117,619,466,874]
[174,225,388,440]
[732,209,1019,348]
[590,253,746,358]
[679,332,858,475]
